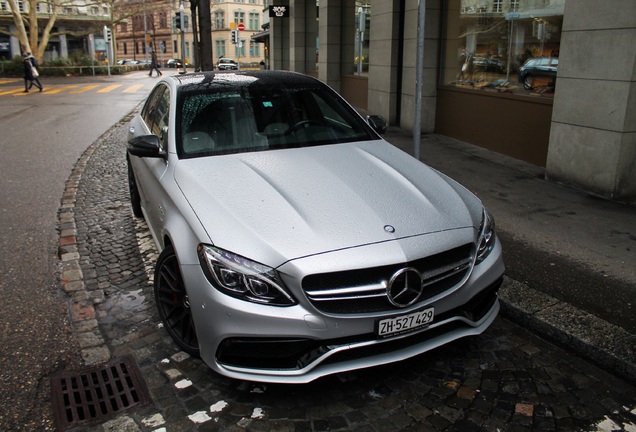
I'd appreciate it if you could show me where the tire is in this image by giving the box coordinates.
[127,159,143,218]
[154,245,200,356]
[523,75,533,90]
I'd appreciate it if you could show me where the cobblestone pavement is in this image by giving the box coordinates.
[57,119,636,431]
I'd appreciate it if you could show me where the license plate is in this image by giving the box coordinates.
[377,308,434,338]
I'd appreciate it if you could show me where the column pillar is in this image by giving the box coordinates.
[546,0,636,200]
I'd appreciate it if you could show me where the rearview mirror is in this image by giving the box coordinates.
[367,115,387,134]
[127,135,166,158]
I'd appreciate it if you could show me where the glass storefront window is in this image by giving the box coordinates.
[353,1,371,76]
[443,0,565,97]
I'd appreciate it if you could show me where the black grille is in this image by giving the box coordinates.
[217,279,501,371]
[51,356,151,431]
[302,244,473,314]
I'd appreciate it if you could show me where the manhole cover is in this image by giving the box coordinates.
[51,355,151,430]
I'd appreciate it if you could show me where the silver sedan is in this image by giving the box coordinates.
[126,71,504,383]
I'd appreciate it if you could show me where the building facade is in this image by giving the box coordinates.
[114,0,178,65]
[0,0,110,60]
[211,0,264,66]
[258,0,636,201]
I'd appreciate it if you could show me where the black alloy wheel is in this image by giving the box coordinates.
[154,245,200,356]
[127,159,143,218]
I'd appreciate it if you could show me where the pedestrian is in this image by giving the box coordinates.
[22,52,43,93]
[149,49,162,77]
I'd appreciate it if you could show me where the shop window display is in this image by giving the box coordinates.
[444,0,565,97]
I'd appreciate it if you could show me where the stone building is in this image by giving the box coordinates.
[0,0,110,60]
[256,0,635,200]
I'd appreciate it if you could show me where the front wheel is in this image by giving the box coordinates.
[523,75,534,90]
[154,245,200,356]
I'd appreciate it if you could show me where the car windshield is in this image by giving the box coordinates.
[177,73,378,158]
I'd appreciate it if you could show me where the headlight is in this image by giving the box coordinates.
[476,208,496,264]
[197,245,296,306]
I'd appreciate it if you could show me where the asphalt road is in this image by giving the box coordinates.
[0,71,156,430]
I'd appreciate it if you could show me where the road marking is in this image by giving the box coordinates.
[123,84,145,93]
[0,88,24,96]
[71,84,101,94]
[0,78,20,85]
[43,85,78,94]
[97,84,123,93]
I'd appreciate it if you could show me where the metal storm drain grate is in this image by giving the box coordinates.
[51,355,151,431]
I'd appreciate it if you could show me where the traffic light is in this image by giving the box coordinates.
[175,11,182,30]
[103,27,112,43]
[231,29,238,44]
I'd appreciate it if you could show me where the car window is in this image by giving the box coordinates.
[142,84,171,150]
[177,79,378,159]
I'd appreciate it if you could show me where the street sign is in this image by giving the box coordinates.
[238,23,245,31]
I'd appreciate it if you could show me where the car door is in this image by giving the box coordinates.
[130,84,171,241]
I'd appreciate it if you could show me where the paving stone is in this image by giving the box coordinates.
[58,120,636,432]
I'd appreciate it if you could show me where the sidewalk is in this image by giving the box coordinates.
[383,129,636,383]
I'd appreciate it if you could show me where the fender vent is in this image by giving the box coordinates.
[51,355,151,430]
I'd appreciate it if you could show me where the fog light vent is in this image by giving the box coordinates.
[51,355,151,430]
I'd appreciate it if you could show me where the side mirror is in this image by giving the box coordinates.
[367,115,387,134]
[127,135,166,158]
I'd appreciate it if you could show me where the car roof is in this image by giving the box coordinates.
[170,70,323,91]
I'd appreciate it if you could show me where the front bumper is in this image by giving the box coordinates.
[183,232,505,383]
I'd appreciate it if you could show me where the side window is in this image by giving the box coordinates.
[152,90,171,150]
[141,86,165,128]
[141,85,171,150]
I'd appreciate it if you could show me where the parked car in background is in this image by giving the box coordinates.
[166,58,184,68]
[217,58,239,70]
[126,70,504,383]
[473,56,504,73]
[518,57,558,90]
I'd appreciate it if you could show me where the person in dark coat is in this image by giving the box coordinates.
[22,52,43,93]
[149,49,162,77]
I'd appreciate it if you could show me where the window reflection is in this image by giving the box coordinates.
[444,0,565,97]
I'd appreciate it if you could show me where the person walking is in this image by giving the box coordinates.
[149,49,162,77]
[22,52,43,93]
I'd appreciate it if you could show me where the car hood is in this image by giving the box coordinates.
[174,140,479,267]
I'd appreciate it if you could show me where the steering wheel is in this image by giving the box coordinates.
[285,120,323,135]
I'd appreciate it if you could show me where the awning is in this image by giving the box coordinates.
[251,29,270,42]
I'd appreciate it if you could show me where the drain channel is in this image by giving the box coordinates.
[51,355,151,430]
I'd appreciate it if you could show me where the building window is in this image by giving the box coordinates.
[248,12,259,30]
[215,40,226,58]
[234,11,245,25]
[173,40,178,53]
[120,22,128,32]
[1,2,8,12]
[159,12,168,28]
[214,11,225,30]
[123,42,128,55]
[443,1,565,97]
[351,2,370,75]
[249,40,259,57]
